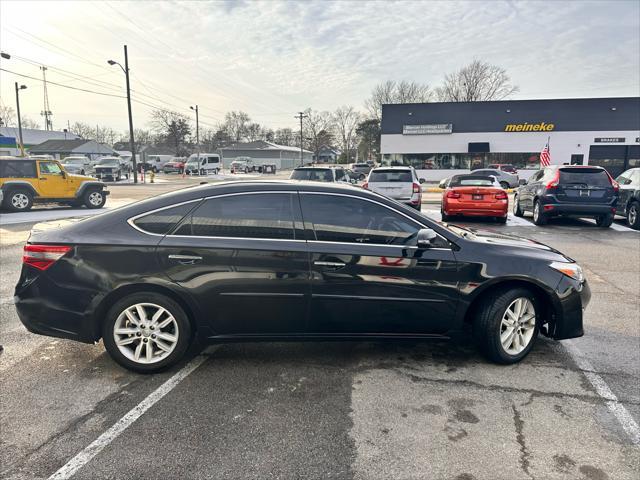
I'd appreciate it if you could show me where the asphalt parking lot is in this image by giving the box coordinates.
[1,177,639,480]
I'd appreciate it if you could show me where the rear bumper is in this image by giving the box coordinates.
[444,201,508,217]
[543,203,615,217]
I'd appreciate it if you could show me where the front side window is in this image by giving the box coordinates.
[133,202,197,235]
[301,194,419,245]
[39,161,62,175]
[174,193,296,240]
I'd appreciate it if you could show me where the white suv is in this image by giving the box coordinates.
[364,166,423,210]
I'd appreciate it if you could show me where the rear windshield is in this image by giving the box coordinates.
[369,170,412,182]
[450,176,496,187]
[559,168,610,187]
[0,160,37,178]
[290,169,333,181]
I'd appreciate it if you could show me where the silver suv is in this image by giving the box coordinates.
[364,166,423,210]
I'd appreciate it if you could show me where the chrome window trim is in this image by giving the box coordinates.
[300,191,451,249]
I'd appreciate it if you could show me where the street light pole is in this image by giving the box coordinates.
[109,45,137,183]
[14,82,27,157]
[190,105,199,162]
[294,111,308,166]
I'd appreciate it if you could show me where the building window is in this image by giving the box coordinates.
[382,153,541,170]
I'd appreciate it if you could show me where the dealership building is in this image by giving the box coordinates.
[380,97,640,180]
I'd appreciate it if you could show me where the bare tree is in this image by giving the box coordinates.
[436,60,519,102]
[364,80,433,120]
[333,106,361,164]
[0,104,16,127]
[274,128,295,146]
[70,121,95,139]
[245,122,263,142]
[149,109,192,154]
[223,111,251,142]
[20,117,40,129]
[304,109,334,161]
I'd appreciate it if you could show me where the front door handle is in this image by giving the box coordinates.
[314,260,346,268]
[168,254,203,265]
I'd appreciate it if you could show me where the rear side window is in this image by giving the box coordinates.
[369,170,412,182]
[174,193,296,240]
[0,160,37,178]
[559,168,610,187]
[133,202,197,235]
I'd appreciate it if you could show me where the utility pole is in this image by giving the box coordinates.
[294,111,308,166]
[40,66,53,131]
[190,105,199,162]
[110,46,137,182]
[14,82,27,157]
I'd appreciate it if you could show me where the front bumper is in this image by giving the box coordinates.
[551,276,590,340]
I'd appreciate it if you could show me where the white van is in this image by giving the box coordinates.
[184,153,221,175]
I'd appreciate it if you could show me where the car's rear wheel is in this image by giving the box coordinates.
[199,168,205,175]
[513,195,524,217]
[84,188,106,209]
[474,288,540,364]
[441,209,449,222]
[595,213,613,228]
[495,215,507,224]
[5,189,33,212]
[627,201,640,229]
[102,293,192,373]
[532,199,547,225]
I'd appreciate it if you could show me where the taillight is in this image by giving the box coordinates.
[495,191,508,200]
[446,190,461,199]
[23,245,72,271]
[362,182,369,189]
[412,183,421,194]
[546,169,560,190]
[605,171,619,191]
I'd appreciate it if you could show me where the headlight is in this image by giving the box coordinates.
[549,261,584,282]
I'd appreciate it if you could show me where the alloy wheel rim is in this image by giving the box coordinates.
[89,192,103,206]
[630,205,638,225]
[12,193,29,209]
[533,203,540,221]
[513,198,519,214]
[500,297,536,355]
[113,303,179,364]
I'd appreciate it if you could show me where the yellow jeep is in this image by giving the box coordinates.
[0,157,109,212]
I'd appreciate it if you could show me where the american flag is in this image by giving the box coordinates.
[540,140,551,167]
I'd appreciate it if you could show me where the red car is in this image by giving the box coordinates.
[441,174,509,223]
[162,160,185,174]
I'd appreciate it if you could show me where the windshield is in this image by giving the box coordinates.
[98,159,119,166]
[369,170,412,182]
[63,159,84,165]
[290,169,333,181]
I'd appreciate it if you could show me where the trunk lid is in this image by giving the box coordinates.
[554,167,615,204]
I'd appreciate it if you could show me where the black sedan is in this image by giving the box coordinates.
[15,181,589,372]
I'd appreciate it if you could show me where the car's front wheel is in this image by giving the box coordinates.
[474,288,540,364]
[84,189,106,209]
[627,201,640,230]
[5,189,33,212]
[102,293,192,373]
[513,195,524,217]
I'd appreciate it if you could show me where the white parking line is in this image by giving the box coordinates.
[48,351,212,480]
[564,340,640,445]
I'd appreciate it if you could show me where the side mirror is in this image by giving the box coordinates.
[419,178,426,184]
[416,228,438,248]
[60,170,66,178]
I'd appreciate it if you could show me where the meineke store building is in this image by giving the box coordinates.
[380,97,640,180]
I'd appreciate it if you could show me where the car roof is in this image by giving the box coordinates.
[370,166,413,170]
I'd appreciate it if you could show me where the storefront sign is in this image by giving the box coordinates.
[504,122,555,132]
[403,124,453,135]
[594,137,625,143]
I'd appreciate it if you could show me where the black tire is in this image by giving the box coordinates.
[81,169,85,175]
[500,181,509,189]
[83,188,106,209]
[513,195,524,217]
[495,215,507,224]
[627,201,640,230]
[532,199,547,225]
[473,287,540,364]
[4,189,33,212]
[199,168,205,176]
[441,210,450,222]
[595,213,613,228]
[244,167,249,174]
[102,292,192,373]
[413,203,422,212]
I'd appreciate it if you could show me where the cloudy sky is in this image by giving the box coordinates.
[1,0,638,134]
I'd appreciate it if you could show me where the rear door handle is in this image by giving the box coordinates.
[314,260,346,268]
[168,254,203,265]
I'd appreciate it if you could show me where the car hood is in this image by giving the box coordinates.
[456,226,573,262]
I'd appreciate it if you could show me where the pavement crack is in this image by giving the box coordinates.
[512,403,533,479]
